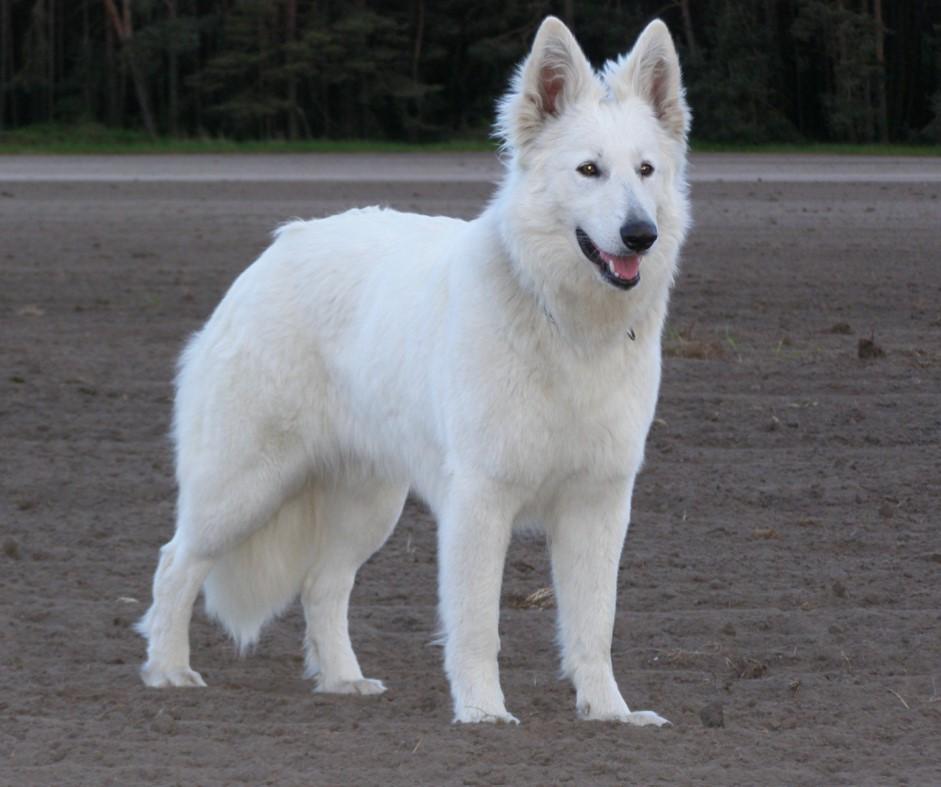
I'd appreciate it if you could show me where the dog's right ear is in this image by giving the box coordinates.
[604,20,689,141]
[497,17,596,154]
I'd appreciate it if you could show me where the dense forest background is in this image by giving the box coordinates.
[1,0,939,144]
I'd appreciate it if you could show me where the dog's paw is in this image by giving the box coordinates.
[316,677,387,695]
[622,710,671,727]
[454,705,520,725]
[578,702,670,726]
[141,663,207,688]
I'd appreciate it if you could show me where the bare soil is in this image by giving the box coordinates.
[1,163,940,785]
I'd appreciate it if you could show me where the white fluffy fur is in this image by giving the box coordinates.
[137,17,690,725]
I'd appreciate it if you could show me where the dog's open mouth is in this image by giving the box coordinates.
[576,229,641,290]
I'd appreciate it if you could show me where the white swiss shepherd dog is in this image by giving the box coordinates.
[137,16,690,726]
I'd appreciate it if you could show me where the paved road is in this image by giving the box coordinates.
[1,152,940,183]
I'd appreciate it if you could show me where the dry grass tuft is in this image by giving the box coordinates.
[751,527,779,540]
[664,325,729,360]
[726,655,769,679]
[653,642,722,668]
[506,587,555,610]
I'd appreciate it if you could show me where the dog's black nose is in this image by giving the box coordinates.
[620,221,658,252]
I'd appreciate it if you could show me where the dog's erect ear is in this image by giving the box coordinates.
[605,19,689,140]
[497,17,596,152]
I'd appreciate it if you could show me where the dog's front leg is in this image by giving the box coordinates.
[548,480,669,726]
[438,481,518,724]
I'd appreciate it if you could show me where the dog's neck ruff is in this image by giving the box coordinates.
[484,187,666,353]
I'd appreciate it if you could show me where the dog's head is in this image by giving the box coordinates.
[495,17,690,302]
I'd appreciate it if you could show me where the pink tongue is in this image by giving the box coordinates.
[599,250,640,280]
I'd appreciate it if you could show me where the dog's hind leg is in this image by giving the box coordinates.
[139,439,307,688]
[137,537,213,687]
[301,478,407,694]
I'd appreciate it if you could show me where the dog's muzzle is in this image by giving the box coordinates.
[576,228,643,290]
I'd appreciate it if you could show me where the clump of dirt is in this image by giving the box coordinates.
[858,335,885,359]
[2,537,21,560]
[699,701,725,728]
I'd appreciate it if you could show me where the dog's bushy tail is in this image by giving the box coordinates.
[203,485,318,652]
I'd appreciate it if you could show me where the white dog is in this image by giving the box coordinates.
[137,16,690,726]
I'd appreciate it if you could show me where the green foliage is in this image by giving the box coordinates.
[792,0,880,142]
[921,91,941,142]
[0,0,938,145]
[685,3,799,143]
[186,1,287,137]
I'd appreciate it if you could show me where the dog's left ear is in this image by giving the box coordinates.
[498,17,596,152]
[606,19,690,141]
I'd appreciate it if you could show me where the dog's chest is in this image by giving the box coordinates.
[453,341,660,485]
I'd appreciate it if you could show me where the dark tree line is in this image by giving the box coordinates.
[1,0,939,143]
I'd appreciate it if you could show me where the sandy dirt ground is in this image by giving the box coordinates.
[1,155,940,785]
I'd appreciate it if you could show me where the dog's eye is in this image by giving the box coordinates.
[639,161,655,178]
[576,162,600,178]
